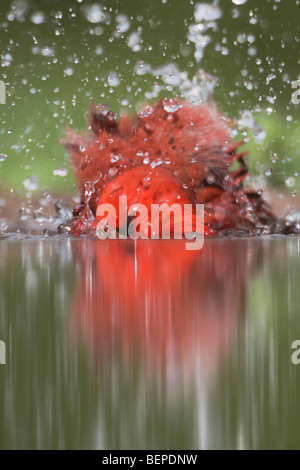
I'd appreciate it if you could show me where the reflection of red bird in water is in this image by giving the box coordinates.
[63,99,275,236]
[70,240,262,374]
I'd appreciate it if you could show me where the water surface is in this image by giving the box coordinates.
[0,237,300,449]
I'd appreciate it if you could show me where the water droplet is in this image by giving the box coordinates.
[31,11,46,24]
[110,154,121,163]
[266,73,276,85]
[127,31,142,51]
[237,33,247,44]
[95,26,104,36]
[41,46,54,57]
[1,53,13,67]
[188,3,222,63]
[134,60,151,76]
[108,72,120,87]
[286,210,300,224]
[23,176,39,191]
[81,4,108,24]
[285,177,295,187]
[207,175,215,184]
[138,105,153,118]
[248,46,257,57]
[18,207,30,220]
[181,69,217,105]
[53,168,68,177]
[153,63,182,86]
[238,110,266,143]
[194,3,222,21]
[232,0,247,5]
[9,0,30,22]
[108,167,118,176]
[40,193,52,206]
[55,11,63,20]
[115,14,131,33]
[151,158,163,168]
[57,224,72,234]
[0,219,8,233]
[95,45,103,55]
[143,177,151,189]
[163,98,179,113]
[229,127,239,138]
[33,210,46,222]
[64,67,74,76]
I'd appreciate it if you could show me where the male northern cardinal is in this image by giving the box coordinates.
[63,98,275,237]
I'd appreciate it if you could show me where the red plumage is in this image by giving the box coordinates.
[62,98,274,236]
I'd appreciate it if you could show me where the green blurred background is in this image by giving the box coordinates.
[0,0,299,194]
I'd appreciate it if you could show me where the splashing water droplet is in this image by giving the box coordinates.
[138,106,153,118]
[40,193,52,206]
[153,63,182,87]
[188,3,222,63]
[286,210,300,224]
[31,11,46,24]
[23,176,39,191]
[81,4,108,24]
[127,31,142,52]
[9,0,30,22]
[57,224,72,234]
[110,154,121,163]
[194,3,222,22]
[285,177,295,188]
[64,67,74,76]
[0,219,8,234]
[108,167,118,176]
[108,72,120,87]
[41,46,54,57]
[266,73,276,85]
[143,177,151,189]
[237,110,266,143]
[163,98,179,113]
[134,61,151,76]
[95,45,103,55]
[115,14,131,33]
[1,53,13,67]
[33,210,46,222]
[53,168,68,177]
[18,207,30,221]
[180,69,217,104]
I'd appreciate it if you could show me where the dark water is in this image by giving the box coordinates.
[0,237,300,450]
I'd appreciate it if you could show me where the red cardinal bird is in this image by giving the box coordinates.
[63,98,275,237]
